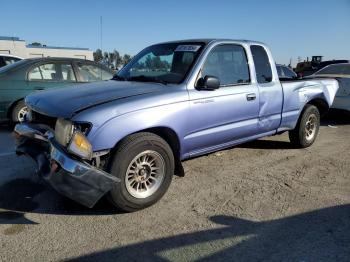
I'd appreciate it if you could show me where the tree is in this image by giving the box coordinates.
[93,49,103,62]
[123,54,132,65]
[108,52,116,68]
[152,56,163,70]
[30,42,42,46]
[93,49,132,68]
[113,50,123,69]
[145,55,152,69]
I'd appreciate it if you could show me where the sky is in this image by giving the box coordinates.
[2,0,350,66]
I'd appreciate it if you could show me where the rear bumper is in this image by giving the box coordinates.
[14,123,119,208]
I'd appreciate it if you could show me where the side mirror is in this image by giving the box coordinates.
[196,75,220,90]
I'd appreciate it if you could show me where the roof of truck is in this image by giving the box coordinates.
[158,38,266,45]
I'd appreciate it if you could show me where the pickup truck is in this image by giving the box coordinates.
[14,39,339,212]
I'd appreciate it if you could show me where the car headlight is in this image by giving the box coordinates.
[55,118,73,146]
[67,131,92,160]
[55,118,92,160]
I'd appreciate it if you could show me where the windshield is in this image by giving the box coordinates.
[116,42,205,84]
[0,59,28,74]
[315,64,350,75]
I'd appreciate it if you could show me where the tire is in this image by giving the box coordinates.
[11,100,28,122]
[289,104,320,148]
[108,132,175,212]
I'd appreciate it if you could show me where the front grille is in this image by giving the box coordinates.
[31,110,57,129]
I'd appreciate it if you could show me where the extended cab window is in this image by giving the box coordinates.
[250,45,272,83]
[202,44,250,86]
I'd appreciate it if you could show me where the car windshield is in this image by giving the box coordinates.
[115,42,205,84]
[315,64,350,75]
[0,59,27,74]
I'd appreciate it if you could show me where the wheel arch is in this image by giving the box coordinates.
[111,126,184,177]
[6,97,25,119]
[306,98,329,116]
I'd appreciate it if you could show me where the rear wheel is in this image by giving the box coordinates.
[108,132,174,212]
[11,100,28,122]
[289,105,320,148]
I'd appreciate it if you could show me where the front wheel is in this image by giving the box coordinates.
[289,104,320,148]
[108,132,174,212]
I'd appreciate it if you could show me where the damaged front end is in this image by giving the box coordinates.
[14,122,120,208]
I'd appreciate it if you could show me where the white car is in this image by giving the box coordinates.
[311,63,350,111]
[0,54,23,68]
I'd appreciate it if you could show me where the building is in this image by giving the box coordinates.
[0,36,93,60]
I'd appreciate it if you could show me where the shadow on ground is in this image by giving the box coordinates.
[0,177,120,225]
[322,109,350,126]
[238,139,294,150]
[67,204,350,261]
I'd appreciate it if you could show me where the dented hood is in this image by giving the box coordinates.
[25,80,164,118]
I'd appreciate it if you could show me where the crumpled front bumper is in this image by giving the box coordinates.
[14,123,120,208]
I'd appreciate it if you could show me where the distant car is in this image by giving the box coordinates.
[0,57,113,122]
[317,60,349,72]
[310,63,350,111]
[0,54,22,68]
[276,64,297,80]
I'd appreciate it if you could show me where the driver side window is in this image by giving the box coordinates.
[202,44,250,86]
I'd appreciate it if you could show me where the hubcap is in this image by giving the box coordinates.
[17,106,28,122]
[125,150,165,199]
[305,114,317,141]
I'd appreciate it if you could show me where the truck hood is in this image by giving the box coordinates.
[25,80,165,118]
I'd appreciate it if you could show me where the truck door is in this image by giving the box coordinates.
[250,45,283,133]
[186,44,260,155]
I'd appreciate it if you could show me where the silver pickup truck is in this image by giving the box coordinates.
[15,39,339,211]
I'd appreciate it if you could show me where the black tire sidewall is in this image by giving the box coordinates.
[108,134,174,211]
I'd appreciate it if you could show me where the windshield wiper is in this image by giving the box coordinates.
[111,75,127,81]
[127,75,168,85]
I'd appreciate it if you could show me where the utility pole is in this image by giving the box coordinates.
[100,16,103,57]
[100,16,103,77]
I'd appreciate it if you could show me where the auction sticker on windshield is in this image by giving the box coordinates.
[175,45,201,52]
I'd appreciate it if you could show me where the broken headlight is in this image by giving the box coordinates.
[55,118,92,160]
[55,118,73,146]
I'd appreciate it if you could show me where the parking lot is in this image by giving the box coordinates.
[0,113,349,261]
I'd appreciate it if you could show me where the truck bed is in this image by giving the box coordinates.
[278,78,339,131]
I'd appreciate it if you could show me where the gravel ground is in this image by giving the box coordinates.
[0,113,349,262]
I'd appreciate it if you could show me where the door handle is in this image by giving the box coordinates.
[246,93,256,101]
[34,87,45,90]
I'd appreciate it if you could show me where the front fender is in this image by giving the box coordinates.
[88,101,190,157]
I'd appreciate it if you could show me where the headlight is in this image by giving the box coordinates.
[67,131,93,160]
[55,118,93,159]
[55,118,73,146]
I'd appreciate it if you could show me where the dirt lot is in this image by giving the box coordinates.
[0,113,349,261]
